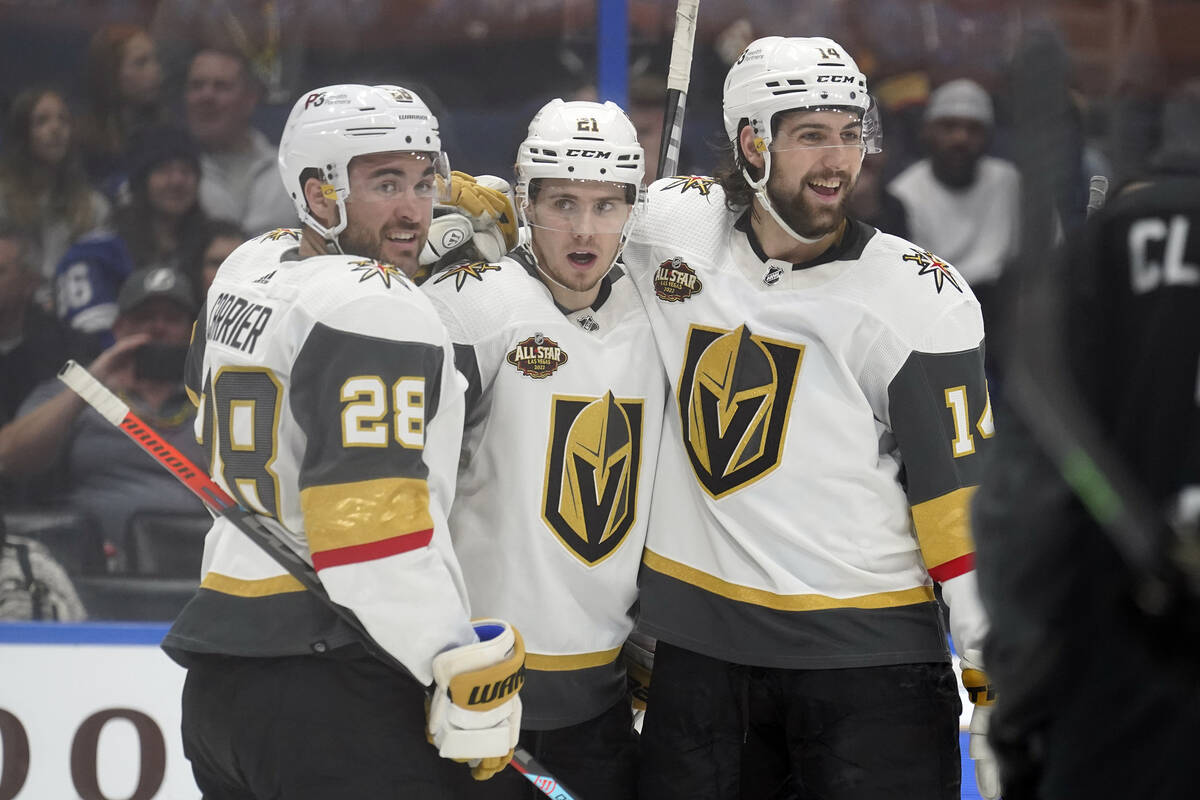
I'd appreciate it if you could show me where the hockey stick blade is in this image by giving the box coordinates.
[656,0,699,180]
[56,359,579,799]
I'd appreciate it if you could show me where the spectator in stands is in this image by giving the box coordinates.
[888,78,1020,335]
[0,223,83,427]
[182,218,246,300]
[77,23,168,196]
[0,87,111,298]
[184,48,294,235]
[0,267,205,569]
[115,126,209,272]
[849,149,911,240]
[150,0,383,108]
[55,126,208,351]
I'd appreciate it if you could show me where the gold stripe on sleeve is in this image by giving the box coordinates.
[910,485,977,568]
[301,477,434,553]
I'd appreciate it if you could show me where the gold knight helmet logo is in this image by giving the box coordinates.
[542,392,644,565]
[679,324,803,498]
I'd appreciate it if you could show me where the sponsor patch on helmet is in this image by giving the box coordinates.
[507,332,568,379]
[653,257,703,302]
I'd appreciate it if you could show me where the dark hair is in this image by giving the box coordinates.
[0,87,99,237]
[714,119,759,210]
[0,219,36,272]
[79,24,165,164]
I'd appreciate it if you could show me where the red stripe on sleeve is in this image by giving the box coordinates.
[929,552,975,583]
[312,528,433,571]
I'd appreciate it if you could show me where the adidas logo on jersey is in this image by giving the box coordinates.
[253,270,276,284]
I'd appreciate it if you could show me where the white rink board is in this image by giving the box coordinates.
[0,623,975,800]
[0,623,200,800]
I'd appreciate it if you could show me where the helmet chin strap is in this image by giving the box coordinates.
[743,149,826,246]
[743,145,867,247]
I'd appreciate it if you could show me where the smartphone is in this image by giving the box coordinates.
[134,343,189,383]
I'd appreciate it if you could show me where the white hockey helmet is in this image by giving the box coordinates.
[723,37,880,245]
[277,84,450,241]
[722,36,879,156]
[515,99,646,209]
[514,98,646,293]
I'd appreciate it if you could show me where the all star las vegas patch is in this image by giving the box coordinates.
[507,332,568,379]
[653,256,703,302]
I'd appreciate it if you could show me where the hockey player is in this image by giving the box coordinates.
[162,84,525,798]
[974,163,1200,798]
[620,38,998,799]
[421,98,665,799]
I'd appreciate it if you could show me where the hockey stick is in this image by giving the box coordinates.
[56,360,582,800]
[656,0,700,180]
[1003,31,1185,614]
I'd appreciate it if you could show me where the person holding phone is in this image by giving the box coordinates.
[0,266,205,569]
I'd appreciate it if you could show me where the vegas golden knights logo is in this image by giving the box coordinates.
[542,392,643,565]
[678,324,803,498]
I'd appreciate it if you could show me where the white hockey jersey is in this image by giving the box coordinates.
[163,229,475,686]
[422,252,666,729]
[621,177,992,669]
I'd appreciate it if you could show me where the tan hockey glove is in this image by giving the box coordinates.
[444,171,519,253]
[961,648,1000,800]
[427,619,525,780]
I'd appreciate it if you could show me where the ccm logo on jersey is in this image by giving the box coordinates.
[507,333,569,378]
[653,257,703,302]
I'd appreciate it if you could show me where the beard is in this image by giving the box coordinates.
[764,167,856,240]
[338,220,426,277]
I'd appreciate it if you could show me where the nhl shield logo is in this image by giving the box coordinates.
[507,332,568,379]
[678,324,804,498]
[653,257,703,302]
[542,392,644,565]
[763,265,785,286]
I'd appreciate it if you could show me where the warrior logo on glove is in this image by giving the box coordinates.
[679,324,804,498]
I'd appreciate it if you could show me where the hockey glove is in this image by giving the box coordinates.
[961,648,1001,800]
[622,631,655,714]
[444,171,519,254]
[427,619,525,780]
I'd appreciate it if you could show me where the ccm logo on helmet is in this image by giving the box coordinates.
[564,149,612,158]
[817,75,857,83]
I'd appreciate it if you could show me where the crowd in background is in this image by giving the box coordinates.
[0,0,1196,620]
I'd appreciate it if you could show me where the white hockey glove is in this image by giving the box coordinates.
[427,619,525,781]
[444,171,518,253]
[961,648,1001,800]
[420,209,476,267]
